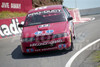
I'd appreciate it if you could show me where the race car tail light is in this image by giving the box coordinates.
[53,33,68,38]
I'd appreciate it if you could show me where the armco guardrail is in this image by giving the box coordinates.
[80,7,100,16]
[0,9,90,39]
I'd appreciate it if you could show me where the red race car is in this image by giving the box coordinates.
[18,5,75,54]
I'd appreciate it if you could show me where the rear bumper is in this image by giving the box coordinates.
[21,36,71,53]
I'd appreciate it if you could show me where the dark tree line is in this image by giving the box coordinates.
[32,0,63,8]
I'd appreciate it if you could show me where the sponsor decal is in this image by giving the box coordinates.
[38,24,50,28]
[46,30,54,34]
[35,47,57,52]
[1,2,21,9]
[35,6,47,10]
[30,39,63,47]
[28,9,61,17]
[35,49,41,52]
[34,31,42,35]
[0,0,32,12]
[41,47,57,51]
[0,18,24,38]
[34,30,54,36]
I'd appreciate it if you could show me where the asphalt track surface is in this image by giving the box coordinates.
[0,14,100,67]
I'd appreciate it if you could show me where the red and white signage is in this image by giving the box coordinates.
[69,9,91,24]
[0,17,25,39]
[0,0,32,12]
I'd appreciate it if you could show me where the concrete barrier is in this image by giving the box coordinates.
[80,7,100,16]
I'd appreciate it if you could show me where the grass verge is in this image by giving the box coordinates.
[92,50,100,67]
[0,11,27,19]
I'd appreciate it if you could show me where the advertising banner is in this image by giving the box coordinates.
[0,0,32,12]
[0,17,25,39]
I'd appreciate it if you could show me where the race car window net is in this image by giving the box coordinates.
[24,9,66,26]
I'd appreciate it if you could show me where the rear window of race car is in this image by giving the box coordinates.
[24,9,66,26]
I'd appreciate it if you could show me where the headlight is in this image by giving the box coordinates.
[21,37,35,42]
[53,33,68,38]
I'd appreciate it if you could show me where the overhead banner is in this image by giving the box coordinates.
[0,0,32,12]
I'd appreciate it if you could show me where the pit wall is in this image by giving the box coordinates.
[0,9,89,39]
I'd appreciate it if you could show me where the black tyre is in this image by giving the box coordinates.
[22,52,28,56]
[73,35,76,40]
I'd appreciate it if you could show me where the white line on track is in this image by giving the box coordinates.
[65,39,100,67]
[92,17,95,20]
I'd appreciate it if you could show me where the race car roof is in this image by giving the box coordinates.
[28,5,63,14]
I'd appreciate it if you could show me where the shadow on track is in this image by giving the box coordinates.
[11,45,71,59]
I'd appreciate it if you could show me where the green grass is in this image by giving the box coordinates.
[92,51,100,67]
[0,11,27,19]
[93,51,100,62]
[98,66,100,67]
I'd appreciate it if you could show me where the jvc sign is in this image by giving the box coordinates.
[0,0,32,12]
[1,2,21,9]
